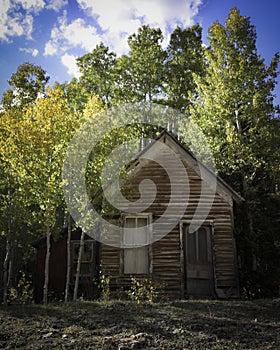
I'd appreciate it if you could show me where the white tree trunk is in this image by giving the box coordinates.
[43,225,51,305]
[3,238,10,305]
[73,230,85,301]
[3,188,12,306]
[64,213,71,302]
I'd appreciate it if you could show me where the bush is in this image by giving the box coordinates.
[8,271,33,304]
[128,278,164,305]
[99,269,111,302]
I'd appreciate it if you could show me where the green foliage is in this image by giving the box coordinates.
[53,79,89,112]
[188,7,280,297]
[1,62,49,109]
[8,271,33,304]
[73,24,204,108]
[0,86,83,303]
[127,278,164,305]
[165,24,205,112]
[0,9,279,301]
[5,88,80,229]
[126,25,167,102]
[77,43,117,105]
[190,7,279,177]
[98,268,111,302]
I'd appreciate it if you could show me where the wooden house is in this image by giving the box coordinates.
[33,131,243,301]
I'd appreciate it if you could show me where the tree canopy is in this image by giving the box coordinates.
[190,7,279,180]
[1,62,49,109]
[0,8,279,301]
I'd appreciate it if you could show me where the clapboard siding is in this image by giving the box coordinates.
[100,132,241,298]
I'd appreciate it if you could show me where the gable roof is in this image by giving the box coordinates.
[132,130,244,205]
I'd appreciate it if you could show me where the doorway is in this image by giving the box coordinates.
[184,225,215,297]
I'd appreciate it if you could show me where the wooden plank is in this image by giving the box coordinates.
[99,136,239,299]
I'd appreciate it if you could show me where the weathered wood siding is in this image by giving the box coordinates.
[33,231,98,302]
[100,134,239,298]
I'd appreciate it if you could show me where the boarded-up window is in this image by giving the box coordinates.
[72,241,93,262]
[71,240,94,281]
[123,216,150,274]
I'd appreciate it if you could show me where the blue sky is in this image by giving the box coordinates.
[1,0,280,104]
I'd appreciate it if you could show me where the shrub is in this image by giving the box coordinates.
[99,269,111,302]
[8,271,33,304]
[128,278,164,305]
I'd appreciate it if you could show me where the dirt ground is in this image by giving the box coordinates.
[0,299,279,349]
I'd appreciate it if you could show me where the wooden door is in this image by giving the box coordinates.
[184,225,214,297]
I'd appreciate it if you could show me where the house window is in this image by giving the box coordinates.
[71,240,94,281]
[123,215,150,275]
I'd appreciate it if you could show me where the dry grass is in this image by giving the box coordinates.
[0,299,279,349]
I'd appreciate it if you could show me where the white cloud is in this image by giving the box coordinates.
[78,0,142,34]
[23,13,33,39]
[32,48,39,56]
[0,1,29,41]
[44,11,102,55]
[46,0,68,12]
[60,17,101,52]
[0,0,12,41]
[16,0,67,12]
[44,41,58,55]
[76,0,203,52]
[61,53,81,78]
[0,0,67,42]
[0,0,46,41]
[45,0,203,77]
[19,47,39,56]
[16,0,45,13]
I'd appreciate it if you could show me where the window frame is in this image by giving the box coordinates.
[121,213,152,276]
[71,240,94,263]
[70,240,95,282]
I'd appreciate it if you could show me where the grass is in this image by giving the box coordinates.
[0,299,279,349]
